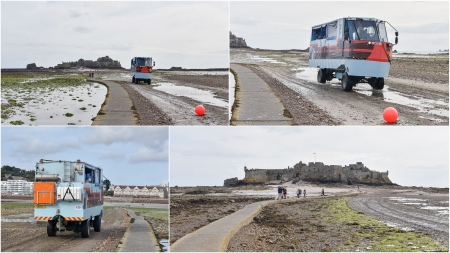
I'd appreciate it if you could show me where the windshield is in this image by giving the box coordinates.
[348,20,380,41]
[136,58,152,66]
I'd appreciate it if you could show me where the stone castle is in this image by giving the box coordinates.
[224,160,392,186]
[230,31,248,48]
[55,56,122,69]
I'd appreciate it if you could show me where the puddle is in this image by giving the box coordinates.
[388,197,426,202]
[420,206,449,211]
[1,82,107,125]
[153,82,228,108]
[249,55,287,65]
[159,71,227,76]
[101,72,132,81]
[292,67,449,118]
[229,71,236,120]
[354,85,449,117]
[159,239,169,252]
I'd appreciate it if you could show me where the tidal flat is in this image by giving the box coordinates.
[1,71,107,125]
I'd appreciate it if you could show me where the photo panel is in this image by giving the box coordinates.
[1,126,169,252]
[229,1,449,126]
[169,126,449,252]
[1,1,230,126]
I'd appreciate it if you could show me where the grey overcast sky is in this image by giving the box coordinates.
[1,126,168,186]
[170,126,449,188]
[231,1,449,51]
[1,1,228,69]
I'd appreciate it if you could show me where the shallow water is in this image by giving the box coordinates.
[160,239,169,252]
[1,82,107,126]
[294,67,449,118]
[249,55,287,65]
[153,82,228,108]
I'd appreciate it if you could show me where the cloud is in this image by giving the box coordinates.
[100,152,127,160]
[69,10,89,18]
[85,127,168,150]
[396,22,449,34]
[129,147,168,164]
[232,16,261,26]
[12,138,80,156]
[74,26,92,33]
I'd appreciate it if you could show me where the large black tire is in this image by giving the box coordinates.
[93,215,101,232]
[47,220,56,236]
[374,78,384,90]
[317,69,326,83]
[132,76,135,84]
[341,73,353,92]
[80,218,90,238]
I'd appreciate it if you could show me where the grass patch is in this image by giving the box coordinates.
[10,120,24,125]
[64,113,74,117]
[1,202,34,209]
[128,207,168,220]
[80,107,86,110]
[324,198,448,252]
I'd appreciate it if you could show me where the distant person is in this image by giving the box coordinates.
[321,189,325,196]
[303,189,306,198]
[277,186,283,200]
[283,187,287,199]
[296,189,301,198]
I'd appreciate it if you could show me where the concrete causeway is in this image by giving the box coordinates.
[89,79,138,125]
[119,209,160,252]
[230,64,294,125]
[171,199,277,252]
[171,195,350,252]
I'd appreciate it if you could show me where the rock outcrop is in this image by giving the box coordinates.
[230,32,248,48]
[55,56,122,69]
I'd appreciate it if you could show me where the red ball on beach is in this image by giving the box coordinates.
[195,105,205,116]
[383,107,398,123]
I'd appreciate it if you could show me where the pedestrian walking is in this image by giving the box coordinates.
[303,189,306,198]
[283,187,287,199]
[321,188,325,196]
[277,186,283,200]
[296,189,301,198]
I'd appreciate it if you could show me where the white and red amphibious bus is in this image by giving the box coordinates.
[308,17,398,91]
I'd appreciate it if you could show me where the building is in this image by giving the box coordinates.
[0,180,34,195]
[112,183,168,198]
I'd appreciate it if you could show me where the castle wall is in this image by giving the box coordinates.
[243,161,392,185]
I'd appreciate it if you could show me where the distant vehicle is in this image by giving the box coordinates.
[309,17,398,91]
[131,57,155,84]
[34,159,103,238]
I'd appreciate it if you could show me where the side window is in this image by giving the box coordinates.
[327,22,337,40]
[312,28,322,40]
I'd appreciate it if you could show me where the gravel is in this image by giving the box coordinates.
[118,82,173,125]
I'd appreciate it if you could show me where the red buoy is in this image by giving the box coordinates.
[383,107,398,123]
[195,105,205,116]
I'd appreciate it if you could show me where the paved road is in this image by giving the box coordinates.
[230,64,294,125]
[119,209,160,252]
[89,79,138,125]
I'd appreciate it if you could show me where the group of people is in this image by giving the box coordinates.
[277,186,326,199]
[88,71,95,78]
[296,189,307,198]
